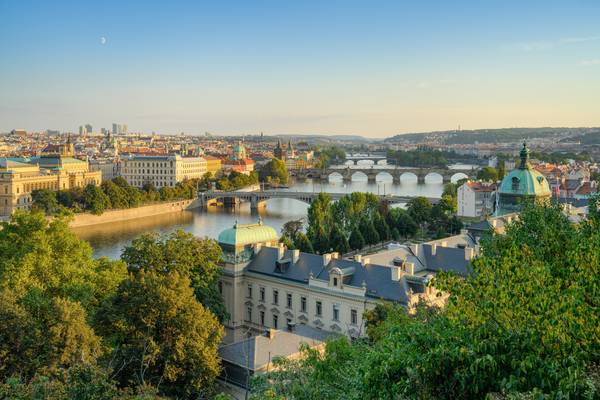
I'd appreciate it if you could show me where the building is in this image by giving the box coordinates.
[495,142,551,216]
[273,139,284,160]
[204,155,222,177]
[120,154,207,188]
[222,142,255,175]
[90,159,119,181]
[457,181,496,217]
[0,145,102,217]
[217,220,472,343]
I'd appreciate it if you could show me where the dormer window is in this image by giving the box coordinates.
[333,277,338,286]
[512,177,520,191]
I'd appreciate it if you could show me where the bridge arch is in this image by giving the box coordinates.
[375,171,393,182]
[351,171,368,181]
[399,172,418,183]
[424,172,443,183]
[328,172,344,181]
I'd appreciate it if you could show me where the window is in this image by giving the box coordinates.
[247,284,253,298]
[246,307,252,322]
[333,305,339,321]
[351,309,358,325]
[273,315,278,329]
[286,293,292,309]
[333,277,338,286]
[511,176,520,191]
[316,301,322,317]
[218,281,223,294]
[259,287,265,302]
[273,290,279,305]
[260,311,265,326]
[301,296,307,313]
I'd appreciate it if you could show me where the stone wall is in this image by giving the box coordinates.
[69,199,201,228]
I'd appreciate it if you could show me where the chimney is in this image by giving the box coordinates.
[410,243,420,255]
[266,328,277,339]
[362,257,370,266]
[254,243,262,255]
[391,265,401,281]
[405,262,415,275]
[331,252,339,259]
[323,253,332,266]
[292,249,300,263]
[491,219,497,228]
[354,254,362,264]
[441,241,447,247]
[465,247,475,260]
[278,242,285,259]
[431,243,437,256]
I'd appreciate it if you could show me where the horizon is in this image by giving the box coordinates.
[2,1,600,137]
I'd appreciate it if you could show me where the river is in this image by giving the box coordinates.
[75,163,475,259]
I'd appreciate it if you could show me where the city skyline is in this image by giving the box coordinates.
[2,1,600,137]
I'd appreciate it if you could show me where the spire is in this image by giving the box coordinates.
[519,141,530,169]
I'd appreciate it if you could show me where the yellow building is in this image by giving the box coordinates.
[0,155,102,217]
[205,155,222,177]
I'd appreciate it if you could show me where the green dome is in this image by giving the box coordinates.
[498,142,551,197]
[218,220,278,247]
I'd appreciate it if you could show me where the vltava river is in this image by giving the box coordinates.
[76,165,473,260]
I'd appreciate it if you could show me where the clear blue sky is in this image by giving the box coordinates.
[1,0,599,137]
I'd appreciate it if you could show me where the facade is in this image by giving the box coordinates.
[90,159,119,181]
[495,142,551,216]
[204,155,222,177]
[457,181,496,217]
[0,152,102,217]
[217,220,472,343]
[120,154,207,188]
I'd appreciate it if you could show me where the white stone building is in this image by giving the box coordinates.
[120,154,206,188]
[217,220,473,343]
[457,181,496,217]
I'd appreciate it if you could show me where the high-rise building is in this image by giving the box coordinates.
[122,124,128,134]
[112,123,118,135]
[85,124,93,134]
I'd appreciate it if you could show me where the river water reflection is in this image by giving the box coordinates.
[76,167,473,260]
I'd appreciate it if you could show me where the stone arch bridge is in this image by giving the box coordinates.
[198,190,439,211]
[290,166,477,184]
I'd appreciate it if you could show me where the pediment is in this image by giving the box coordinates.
[257,303,266,310]
[270,307,280,315]
[284,311,294,318]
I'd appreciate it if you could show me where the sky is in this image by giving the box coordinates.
[1,0,600,137]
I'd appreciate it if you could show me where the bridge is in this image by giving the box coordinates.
[345,153,388,165]
[198,190,439,211]
[289,166,478,184]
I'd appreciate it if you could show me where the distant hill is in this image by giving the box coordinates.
[386,127,600,144]
[560,131,600,145]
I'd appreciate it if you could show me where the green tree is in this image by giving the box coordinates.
[329,225,350,254]
[31,189,59,215]
[348,228,365,250]
[0,289,102,381]
[97,271,223,399]
[360,218,380,246]
[307,193,333,253]
[83,184,111,215]
[281,218,305,241]
[294,232,314,253]
[101,180,129,209]
[121,230,226,321]
[406,197,432,225]
[476,166,499,182]
[259,158,289,185]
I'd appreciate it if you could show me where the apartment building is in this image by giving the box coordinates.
[457,181,496,217]
[120,154,207,188]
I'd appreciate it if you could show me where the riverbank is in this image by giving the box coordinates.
[69,199,200,228]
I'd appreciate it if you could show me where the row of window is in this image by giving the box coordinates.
[245,305,358,327]
[247,284,358,325]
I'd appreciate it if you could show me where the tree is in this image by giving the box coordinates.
[329,225,350,254]
[83,184,111,215]
[31,189,59,215]
[121,230,226,321]
[307,193,333,253]
[294,232,314,253]
[372,213,391,242]
[360,218,380,246]
[0,289,102,381]
[476,166,499,182]
[97,271,223,399]
[101,180,129,209]
[281,219,305,241]
[348,228,365,251]
[406,197,432,225]
[259,158,289,185]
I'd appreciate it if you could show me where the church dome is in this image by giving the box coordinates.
[498,143,551,197]
[218,219,278,247]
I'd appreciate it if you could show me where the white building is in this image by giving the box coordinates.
[120,154,207,188]
[457,181,496,218]
[217,220,473,343]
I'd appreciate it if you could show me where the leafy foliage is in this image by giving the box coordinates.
[259,158,289,185]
